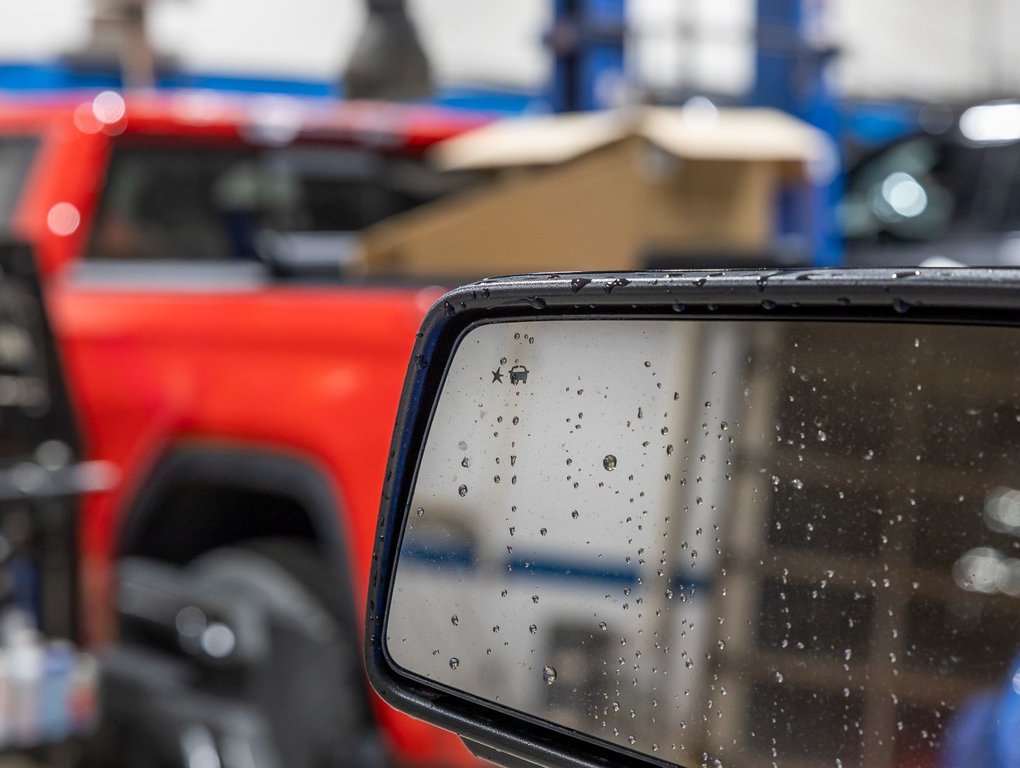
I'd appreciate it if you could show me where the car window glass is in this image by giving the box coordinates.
[993,143,1020,232]
[87,139,467,262]
[0,137,37,233]
[842,137,984,242]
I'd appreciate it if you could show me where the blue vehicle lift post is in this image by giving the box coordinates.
[750,0,843,266]
[547,0,626,113]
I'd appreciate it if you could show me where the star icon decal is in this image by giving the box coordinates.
[492,366,504,383]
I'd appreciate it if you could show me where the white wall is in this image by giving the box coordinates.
[412,0,550,88]
[0,0,1017,101]
[0,0,92,58]
[831,0,1020,100]
[0,0,551,89]
[149,0,364,79]
[628,0,754,96]
[151,0,551,87]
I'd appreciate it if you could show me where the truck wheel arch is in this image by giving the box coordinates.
[117,443,352,571]
[106,445,387,768]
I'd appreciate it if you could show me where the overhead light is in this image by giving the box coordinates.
[960,104,1020,142]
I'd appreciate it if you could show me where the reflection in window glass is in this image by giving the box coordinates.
[747,682,866,761]
[767,482,885,557]
[757,578,874,659]
[388,319,1020,767]
[844,135,1020,249]
[843,137,981,242]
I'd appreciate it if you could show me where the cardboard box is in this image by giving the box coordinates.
[357,107,831,278]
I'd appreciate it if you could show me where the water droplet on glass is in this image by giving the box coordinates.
[598,621,607,631]
[449,657,460,670]
[571,510,579,519]
[416,507,424,517]
[540,527,548,536]
[570,277,591,293]
[529,624,538,634]
[542,665,557,685]
[458,484,468,497]
[792,478,804,490]
[451,615,459,626]
[603,455,618,471]
[461,457,470,468]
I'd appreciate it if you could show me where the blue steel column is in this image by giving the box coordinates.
[751,0,843,266]
[547,0,626,113]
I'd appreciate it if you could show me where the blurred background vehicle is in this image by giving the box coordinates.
[844,100,1020,267]
[6,92,487,768]
[0,1,1018,767]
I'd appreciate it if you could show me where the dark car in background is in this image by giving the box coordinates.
[844,101,1020,267]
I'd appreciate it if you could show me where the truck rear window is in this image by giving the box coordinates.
[87,139,465,263]
[0,137,37,232]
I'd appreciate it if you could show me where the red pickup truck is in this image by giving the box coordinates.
[0,90,488,768]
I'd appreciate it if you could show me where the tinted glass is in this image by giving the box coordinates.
[843,137,987,241]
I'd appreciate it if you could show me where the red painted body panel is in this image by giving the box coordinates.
[1,92,487,766]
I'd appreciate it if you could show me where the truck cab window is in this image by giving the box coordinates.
[87,139,464,263]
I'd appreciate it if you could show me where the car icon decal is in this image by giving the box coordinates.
[509,365,529,385]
